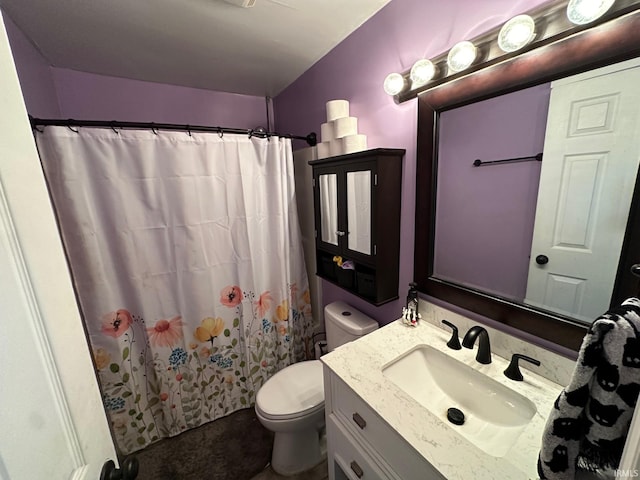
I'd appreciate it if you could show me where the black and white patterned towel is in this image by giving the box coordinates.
[538,297,640,479]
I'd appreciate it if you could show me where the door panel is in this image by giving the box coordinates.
[525,59,640,322]
[0,15,117,479]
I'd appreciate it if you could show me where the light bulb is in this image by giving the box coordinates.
[410,59,436,87]
[567,0,615,25]
[498,15,536,52]
[447,41,477,73]
[383,73,406,96]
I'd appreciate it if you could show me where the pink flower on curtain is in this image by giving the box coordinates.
[195,317,225,343]
[220,286,243,307]
[147,316,184,348]
[255,291,272,317]
[101,309,133,338]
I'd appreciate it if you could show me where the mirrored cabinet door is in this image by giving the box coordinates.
[346,170,371,255]
[310,148,404,306]
[319,173,339,246]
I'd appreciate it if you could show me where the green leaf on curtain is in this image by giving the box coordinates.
[123,347,129,361]
[249,365,260,376]
[110,363,120,373]
[224,329,230,337]
[183,406,192,413]
[231,338,238,347]
[147,397,159,407]
[251,352,259,363]
[122,391,132,398]
[240,377,247,382]
[194,410,201,418]
[240,361,246,368]
[147,423,155,432]
[136,413,143,421]
[240,397,247,405]
[137,437,146,445]
[137,427,145,434]
[138,355,145,365]
[233,318,240,328]
[134,393,141,403]
[129,409,136,415]
[122,373,130,383]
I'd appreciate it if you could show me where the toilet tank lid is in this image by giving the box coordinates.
[325,301,378,335]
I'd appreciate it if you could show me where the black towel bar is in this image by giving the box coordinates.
[473,152,542,167]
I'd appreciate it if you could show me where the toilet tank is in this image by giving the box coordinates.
[325,301,378,351]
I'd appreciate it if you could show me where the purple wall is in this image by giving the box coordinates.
[435,84,550,301]
[3,13,267,128]
[3,14,60,117]
[51,68,267,128]
[274,0,550,325]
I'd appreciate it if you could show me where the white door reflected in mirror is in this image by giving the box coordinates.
[525,60,640,322]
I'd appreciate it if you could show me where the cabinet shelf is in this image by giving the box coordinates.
[310,148,404,305]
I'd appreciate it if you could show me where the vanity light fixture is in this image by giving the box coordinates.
[383,72,406,96]
[410,59,436,88]
[447,41,478,73]
[567,0,616,24]
[498,15,536,52]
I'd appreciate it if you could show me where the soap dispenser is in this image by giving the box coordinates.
[402,282,421,326]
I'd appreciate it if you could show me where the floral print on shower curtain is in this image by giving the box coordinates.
[36,127,314,454]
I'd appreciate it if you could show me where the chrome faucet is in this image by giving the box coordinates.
[462,326,492,364]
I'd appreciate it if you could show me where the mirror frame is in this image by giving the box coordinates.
[415,9,640,351]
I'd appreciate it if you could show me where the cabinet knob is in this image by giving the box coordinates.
[336,230,346,237]
[350,460,364,478]
[352,412,367,429]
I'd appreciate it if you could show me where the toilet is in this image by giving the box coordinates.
[255,300,378,475]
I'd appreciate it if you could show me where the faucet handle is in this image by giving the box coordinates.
[441,320,462,350]
[504,354,541,381]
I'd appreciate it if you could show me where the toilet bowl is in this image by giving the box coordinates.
[255,301,378,475]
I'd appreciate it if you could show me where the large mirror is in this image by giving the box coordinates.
[415,9,640,351]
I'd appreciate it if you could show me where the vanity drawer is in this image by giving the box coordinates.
[330,374,445,480]
[327,413,396,480]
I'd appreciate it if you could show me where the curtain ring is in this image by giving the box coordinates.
[33,124,44,133]
[150,123,159,135]
[110,122,120,134]
[67,125,79,133]
[248,129,254,139]
[217,127,224,138]
[186,125,192,137]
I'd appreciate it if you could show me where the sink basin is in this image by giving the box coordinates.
[382,344,537,457]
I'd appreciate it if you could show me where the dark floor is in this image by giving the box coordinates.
[134,408,274,480]
[132,408,329,480]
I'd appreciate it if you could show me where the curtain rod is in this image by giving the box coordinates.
[29,116,318,147]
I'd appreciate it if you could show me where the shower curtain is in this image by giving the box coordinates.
[36,126,314,454]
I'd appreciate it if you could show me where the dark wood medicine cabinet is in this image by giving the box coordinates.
[309,148,405,305]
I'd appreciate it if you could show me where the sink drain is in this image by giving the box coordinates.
[447,407,465,425]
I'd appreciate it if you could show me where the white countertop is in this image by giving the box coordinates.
[321,318,565,480]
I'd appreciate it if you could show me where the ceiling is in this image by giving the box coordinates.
[0,0,390,97]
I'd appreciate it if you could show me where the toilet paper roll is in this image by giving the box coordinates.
[330,138,344,157]
[326,99,349,121]
[316,141,331,159]
[342,134,368,154]
[334,117,358,138]
[320,122,334,143]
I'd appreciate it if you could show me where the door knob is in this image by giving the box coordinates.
[535,254,549,265]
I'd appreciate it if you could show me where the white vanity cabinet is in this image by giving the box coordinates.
[324,367,446,480]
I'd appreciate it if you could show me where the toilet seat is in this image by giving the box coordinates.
[256,360,324,421]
